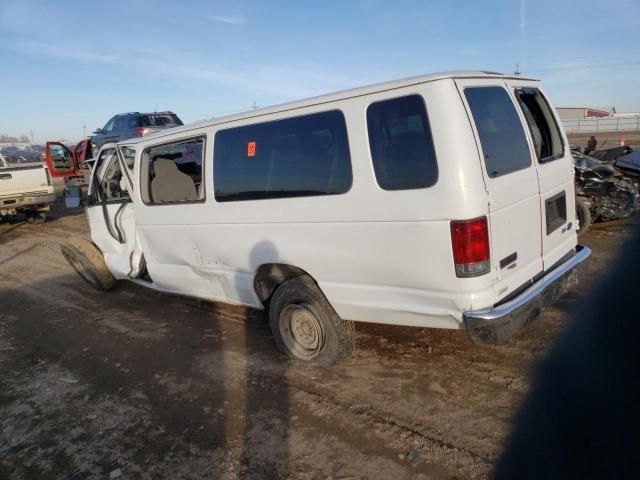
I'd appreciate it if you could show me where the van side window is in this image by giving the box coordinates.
[464,87,531,178]
[213,110,352,202]
[366,95,438,190]
[141,137,204,204]
[515,88,564,162]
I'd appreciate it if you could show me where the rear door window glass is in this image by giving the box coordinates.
[213,110,352,202]
[464,87,531,178]
[515,88,564,161]
[366,95,438,190]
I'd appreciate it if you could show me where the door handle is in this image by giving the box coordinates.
[0,173,12,180]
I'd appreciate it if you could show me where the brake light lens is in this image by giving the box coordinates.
[450,217,490,277]
[135,127,146,137]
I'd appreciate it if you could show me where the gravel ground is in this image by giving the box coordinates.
[0,200,635,480]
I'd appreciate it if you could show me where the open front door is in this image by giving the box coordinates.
[45,142,79,177]
[86,143,143,279]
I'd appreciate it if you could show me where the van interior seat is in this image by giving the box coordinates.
[151,158,198,202]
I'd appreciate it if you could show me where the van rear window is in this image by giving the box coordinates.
[366,95,438,190]
[142,114,183,127]
[464,87,531,178]
[213,110,352,202]
[515,88,564,162]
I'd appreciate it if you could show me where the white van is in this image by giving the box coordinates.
[56,71,590,364]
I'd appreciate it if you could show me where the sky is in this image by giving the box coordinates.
[0,0,639,142]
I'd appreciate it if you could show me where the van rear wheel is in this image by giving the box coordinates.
[269,276,355,365]
[61,236,117,292]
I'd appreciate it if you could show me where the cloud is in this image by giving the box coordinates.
[207,14,246,25]
[17,40,121,64]
[7,38,359,101]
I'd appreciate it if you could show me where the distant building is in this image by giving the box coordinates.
[556,107,616,121]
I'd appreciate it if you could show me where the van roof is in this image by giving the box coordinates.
[125,70,538,144]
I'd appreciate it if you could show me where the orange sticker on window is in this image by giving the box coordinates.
[247,141,256,157]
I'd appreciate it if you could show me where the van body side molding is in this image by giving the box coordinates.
[464,245,591,344]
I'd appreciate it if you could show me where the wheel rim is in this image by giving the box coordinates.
[279,303,325,360]
[62,247,101,289]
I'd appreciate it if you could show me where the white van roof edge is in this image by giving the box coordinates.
[125,70,539,145]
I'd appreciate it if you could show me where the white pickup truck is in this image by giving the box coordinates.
[0,152,56,223]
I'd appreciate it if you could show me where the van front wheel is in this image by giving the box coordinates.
[269,276,355,365]
[61,236,117,292]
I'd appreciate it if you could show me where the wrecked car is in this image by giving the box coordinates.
[48,72,590,364]
[573,150,640,234]
[572,136,640,234]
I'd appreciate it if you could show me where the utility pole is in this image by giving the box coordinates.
[82,123,87,138]
[29,130,34,143]
[251,100,259,110]
[514,64,521,75]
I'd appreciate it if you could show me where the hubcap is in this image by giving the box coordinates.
[280,303,324,360]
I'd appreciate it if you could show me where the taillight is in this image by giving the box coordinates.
[135,127,145,137]
[450,217,490,277]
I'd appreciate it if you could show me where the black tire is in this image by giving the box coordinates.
[576,197,591,236]
[269,276,355,365]
[26,212,47,224]
[61,236,117,291]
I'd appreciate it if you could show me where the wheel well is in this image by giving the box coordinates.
[253,263,312,303]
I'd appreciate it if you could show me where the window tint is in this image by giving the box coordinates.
[142,138,204,204]
[127,116,142,129]
[213,110,352,202]
[464,87,531,178]
[102,117,117,133]
[142,114,183,127]
[112,117,126,132]
[366,95,438,190]
[515,88,564,161]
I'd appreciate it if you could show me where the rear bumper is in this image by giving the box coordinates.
[463,245,591,344]
[0,192,56,212]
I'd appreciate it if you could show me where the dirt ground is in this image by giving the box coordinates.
[0,198,636,480]
[567,130,640,150]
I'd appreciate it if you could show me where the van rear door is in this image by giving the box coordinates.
[506,79,576,269]
[455,78,543,300]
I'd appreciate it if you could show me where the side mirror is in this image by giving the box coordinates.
[94,128,103,134]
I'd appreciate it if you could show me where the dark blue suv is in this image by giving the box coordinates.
[90,111,183,156]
